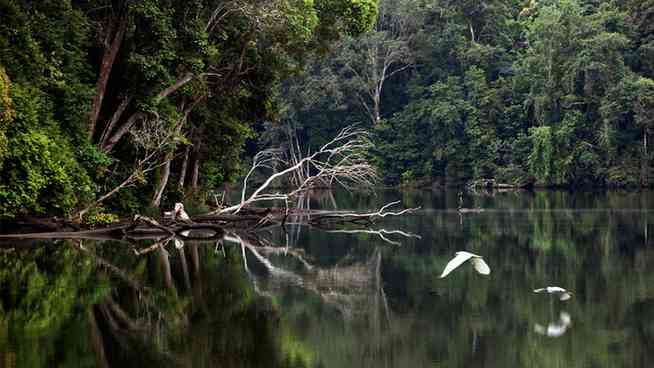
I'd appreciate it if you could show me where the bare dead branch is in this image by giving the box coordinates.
[76,118,176,219]
[210,126,378,215]
[309,201,420,223]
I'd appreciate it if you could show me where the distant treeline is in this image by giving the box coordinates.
[279,0,654,188]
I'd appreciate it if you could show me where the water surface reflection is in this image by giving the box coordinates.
[1,190,654,367]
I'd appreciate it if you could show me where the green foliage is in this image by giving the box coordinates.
[0,0,94,136]
[282,0,654,187]
[82,209,119,227]
[0,66,14,170]
[401,169,415,184]
[0,85,94,219]
[316,0,378,38]
[527,126,553,183]
[0,0,378,218]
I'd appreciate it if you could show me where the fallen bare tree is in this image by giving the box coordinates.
[213,125,378,215]
[2,126,419,238]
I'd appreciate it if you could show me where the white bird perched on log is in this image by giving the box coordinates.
[174,203,192,223]
[439,251,491,278]
[533,286,573,301]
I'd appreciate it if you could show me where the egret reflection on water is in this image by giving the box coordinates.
[439,251,491,278]
[534,311,572,338]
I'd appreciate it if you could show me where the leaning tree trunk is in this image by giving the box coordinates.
[151,102,198,205]
[151,152,173,207]
[642,129,649,187]
[101,112,144,153]
[178,145,190,190]
[89,16,128,141]
[189,135,202,191]
[191,157,200,191]
[101,75,196,153]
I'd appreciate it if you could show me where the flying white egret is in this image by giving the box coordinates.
[439,251,490,278]
[533,286,573,301]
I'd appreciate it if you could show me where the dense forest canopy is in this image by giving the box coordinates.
[1,0,654,221]
[0,0,378,220]
[279,0,654,187]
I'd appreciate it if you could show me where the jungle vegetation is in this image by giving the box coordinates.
[2,0,654,221]
[0,0,378,220]
[278,0,654,188]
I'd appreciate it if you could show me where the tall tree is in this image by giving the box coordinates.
[335,0,417,125]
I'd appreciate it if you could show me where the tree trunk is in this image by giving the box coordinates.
[191,157,200,191]
[89,16,128,141]
[102,112,144,153]
[152,103,196,206]
[178,145,190,190]
[101,77,196,152]
[190,134,202,191]
[154,73,194,103]
[98,95,132,148]
[152,152,173,208]
[642,129,648,187]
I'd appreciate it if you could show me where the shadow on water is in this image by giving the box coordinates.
[1,190,654,367]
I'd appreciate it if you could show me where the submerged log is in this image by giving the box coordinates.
[0,223,134,239]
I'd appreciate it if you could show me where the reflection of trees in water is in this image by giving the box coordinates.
[244,190,654,367]
[211,190,654,368]
[0,245,101,367]
[0,215,405,368]
[3,191,654,367]
[375,191,654,368]
[88,237,324,368]
[0,237,318,368]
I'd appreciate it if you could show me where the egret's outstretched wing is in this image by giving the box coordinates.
[440,252,474,278]
[546,324,567,337]
[559,292,572,301]
[471,257,491,275]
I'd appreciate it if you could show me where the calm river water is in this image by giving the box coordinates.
[1,190,654,367]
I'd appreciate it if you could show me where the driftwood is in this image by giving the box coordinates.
[0,215,226,241]
[0,199,419,251]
